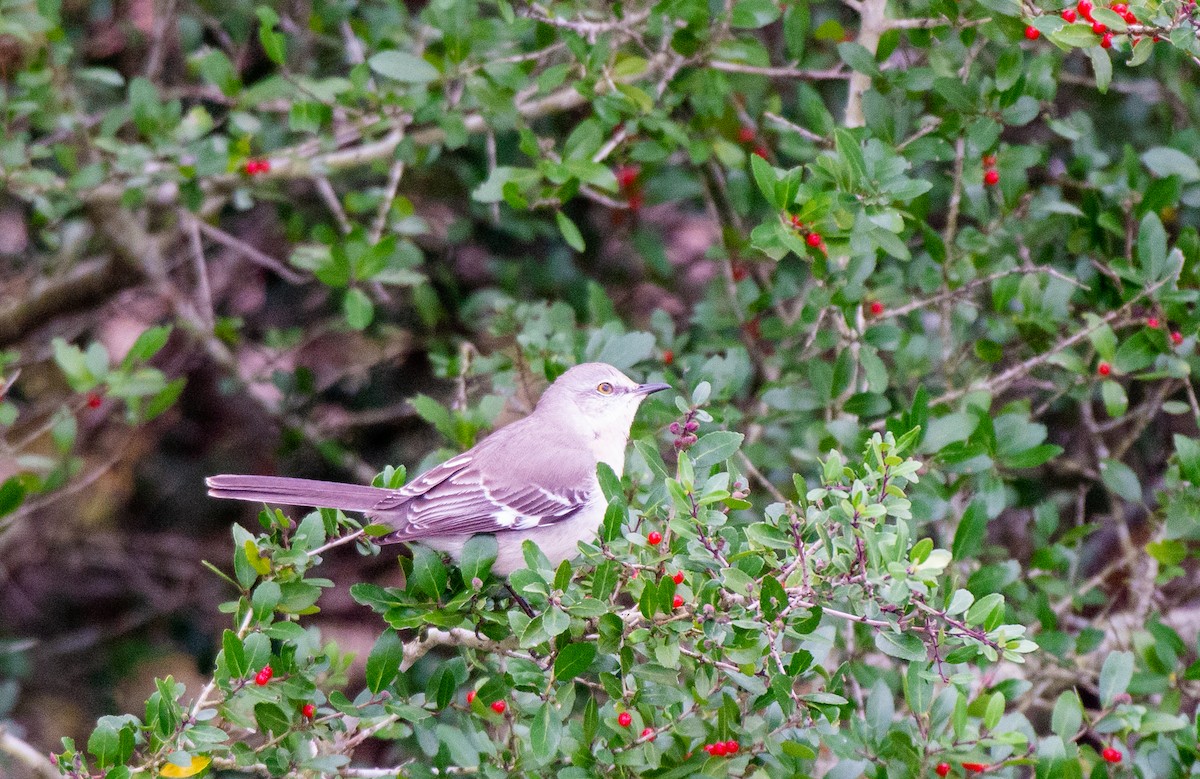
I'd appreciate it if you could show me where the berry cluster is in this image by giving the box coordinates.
[737,125,770,160]
[1029,0,1148,49]
[614,164,643,211]
[982,153,1000,187]
[244,159,271,175]
[788,214,826,253]
[253,665,273,686]
[670,409,700,451]
[703,740,740,757]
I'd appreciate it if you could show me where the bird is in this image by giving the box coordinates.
[206,362,670,576]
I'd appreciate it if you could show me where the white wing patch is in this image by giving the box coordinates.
[493,507,541,529]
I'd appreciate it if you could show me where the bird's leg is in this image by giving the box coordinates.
[506,583,535,617]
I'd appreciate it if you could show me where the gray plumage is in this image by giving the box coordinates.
[206,362,669,575]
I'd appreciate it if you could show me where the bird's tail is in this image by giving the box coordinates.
[205,474,390,513]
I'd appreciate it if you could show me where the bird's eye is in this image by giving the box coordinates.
[596,382,614,395]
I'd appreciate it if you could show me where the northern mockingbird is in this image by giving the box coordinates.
[207,362,670,575]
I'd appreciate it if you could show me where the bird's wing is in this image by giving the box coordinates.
[372,432,597,541]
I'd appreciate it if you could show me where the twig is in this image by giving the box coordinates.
[930,276,1173,407]
[370,156,406,243]
[194,220,308,283]
[844,0,888,127]
[0,727,59,779]
[709,61,848,80]
[184,213,215,331]
[314,177,352,235]
[762,111,826,144]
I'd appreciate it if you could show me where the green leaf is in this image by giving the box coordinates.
[731,0,782,28]
[365,628,403,694]
[555,211,586,252]
[1137,211,1170,283]
[689,431,745,470]
[343,288,374,330]
[554,642,597,680]
[1101,380,1128,418]
[874,631,927,662]
[0,477,25,518]
[1098,650,1133,707]
[1142,147,1200,183]
[367,50,439,83]
[253,702,291,735]
[1100,458,1141,502]
[121,326,172,369]
[837,42,881,77]
[1051,690,1083,740]
[222,630,247,678]
[749,153,781,208]
[409,545,448,598]
[530,702,563,763]
[1175,435,1200,485]
[459,534,497,585]
[1086,47,1112,94]
[952,499,988,559]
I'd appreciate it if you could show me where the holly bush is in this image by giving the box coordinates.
[2,0,1200,776]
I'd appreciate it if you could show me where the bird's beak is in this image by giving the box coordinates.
[634,382,671,395]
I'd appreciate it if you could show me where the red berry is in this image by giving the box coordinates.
[1078,0,1094,19]
[962,764,988,773]
[726,740,739,754]
[466,690,476,704]
[254,665,273,685]
[1172,331,1184,345]
[731,262,749,281]
[984,169,1000,186]
[615,165,640,189]
[1061,8,1077,21]
[86,393,102,409]
[1098,362,1111,376]
[737,126,756,143]
[806,231,823,247]
[641,727,654,737]
[936,764,951,777]
[982,154,997,168]
[712,742,728,756]
[1100,31,1113,47]
[672,594,684,608]
[663,349,674,365]
[673,571,685,584]
[245,159,270,175]
[301,703,315,718]
[1102,747,1122,763]
[752,146,769,159]
[618,712,633,727]
[1111,2,1127,12]
[491,700,506,714]
[647,531,663,546]
[1123,10,1137,22]
[1024,25,1040,39]
[869,300,885,316]
[789,214,804,229]
[703,743,716,755]
[1148,317,1160,328]
[1092,20,1108,33]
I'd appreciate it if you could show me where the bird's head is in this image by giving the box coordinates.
[538,362,670,436]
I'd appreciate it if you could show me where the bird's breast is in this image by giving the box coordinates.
[589,427,629,478]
